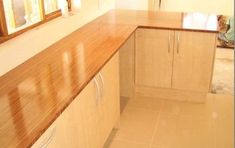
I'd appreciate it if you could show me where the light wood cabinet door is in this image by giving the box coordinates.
[100,52,120,145]
[32,53,120,148]
[32,81,96,148]
[85,53,120,148]
[136,28,174,88]
[172,31,216,92]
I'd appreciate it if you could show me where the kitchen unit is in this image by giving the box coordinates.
[135,28,217,102]
[32,53,120,148]
[0,10,218,148]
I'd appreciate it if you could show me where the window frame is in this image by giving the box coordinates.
[0,0,70,44]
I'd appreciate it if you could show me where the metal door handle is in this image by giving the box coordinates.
[168,31,171,53]
[177,32,180,54]
[98,72,104,98]
[93,78,101,104]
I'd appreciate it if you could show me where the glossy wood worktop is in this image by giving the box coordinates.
[98,10,218,32]
[0,10,218,148]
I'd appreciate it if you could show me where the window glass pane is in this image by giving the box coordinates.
[44,0,60,14]
[3,0,42,34]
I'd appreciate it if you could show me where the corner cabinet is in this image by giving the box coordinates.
[32,53,120,148]
[136,28,217,102]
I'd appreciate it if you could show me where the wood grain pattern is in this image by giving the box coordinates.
[135,28,217,102]
[32,74,95,148]
[33,53,120,148]
[172,31,217,92]
[88,52,120,148]
[0,21,135,148]
[0,10,218,148]
[135,28,174,88]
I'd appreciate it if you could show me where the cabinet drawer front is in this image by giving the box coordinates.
[136,28,174,88]
[172,31,217,92]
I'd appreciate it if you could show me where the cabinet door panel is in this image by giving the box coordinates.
[33,53,120,148]
[172,31,216,92]
[32,81,96,148]
[99,53,120,146]
[136,28,174,88]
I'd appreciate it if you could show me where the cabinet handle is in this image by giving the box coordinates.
[168,31,171,53]
[93,78,101,104]
[39,126,56,148]
[177,32,180,54]
[98,72,104,98]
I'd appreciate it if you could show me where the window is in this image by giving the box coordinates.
[0,0,71,43]
[44,0,60,14]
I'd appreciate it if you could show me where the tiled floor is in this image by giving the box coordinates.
[104,94,234,148]
[104,47,234,148]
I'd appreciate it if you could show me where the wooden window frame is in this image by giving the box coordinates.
[0,0,71,44]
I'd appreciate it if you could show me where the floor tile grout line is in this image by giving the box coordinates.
[149,100,165,148]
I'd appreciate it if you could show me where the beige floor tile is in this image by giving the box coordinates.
[160,100,182,115]
[150,145,160,148]
[151,114,181,148]
[113,106,159,144]
[215,119,234,148]
[104,139,150,148]
[161,96,215,117]
[152,114,215,148]
[127,95,164,111]
[105,93,234,148]
[213,94,234,148]
[213,94,233,115]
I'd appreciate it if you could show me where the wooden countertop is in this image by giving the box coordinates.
[98,10,218,32]
[0,10,218,148]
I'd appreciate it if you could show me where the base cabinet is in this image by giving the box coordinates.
[136,28,217,102]
[32,53,120,148]
[172,30,216,92]
[136,28,174,88]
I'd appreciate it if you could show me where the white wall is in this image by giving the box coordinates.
[0,0,115,76]
[116,0,148,10]
[161,0,234,15]
[115,0,234,15]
